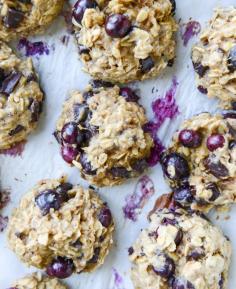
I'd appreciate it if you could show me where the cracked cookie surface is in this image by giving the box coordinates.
[0,0,64,41]
[129,209,231,289]
[192,7,236,109]
[9,273,67,289]
[0,41,44,150]
[55,81,153,187]
[160,112,236,212]
[72,0,177,83]
[7,178,114,278]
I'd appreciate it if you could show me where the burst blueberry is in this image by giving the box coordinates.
[179,129,202,148]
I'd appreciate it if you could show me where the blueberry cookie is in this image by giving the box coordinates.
[192,7,236,109]
[8,273,67,289]
[160,112,236,212]
[7,178,114,279]
[54,81,153,187]
[72,0,177,83]
[0,41,44,150]
[0,0,65,41]
[129,208,231,289]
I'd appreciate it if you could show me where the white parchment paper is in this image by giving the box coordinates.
[1,0,236,288]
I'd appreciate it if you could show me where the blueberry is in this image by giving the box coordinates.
[79,152,97,175]
[229,140,236,149]
[206,183,220,202]
[222,111,236,119]
[140,56,155,73]
[128,247,134,255]
[179,129,202,148]
[98,207,112,228]
[131,159,147,173]
[119,87,139,102]
[71,239,82,250]
[206,134,225,151]
[8,124,24,136]
[110,167,130,178]
[170,277,195,289]
[204,158,229,179]
[105,14,132,38]
[192,62,209,77]
[3,8,24,28]
[46,257,75,279]
[72,0,97,24]
[173,185,195,206]
[61,122,78,144]
[169,0,176,14]
[87,247,100,264]
[161,153,190,180]
[231,101,236,110]
[197,85,208,94]
[56,183,73,195]
[152,253,175,278]
[187,248,205,261]
[228,45,236,72]
[161,217,177,226]
[35,189,68,216]
[61,146,79,164]
[0,71,22,95]
[174,229,183,246]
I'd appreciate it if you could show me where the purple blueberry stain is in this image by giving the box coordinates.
[18,38,51,57]
[0,141,26,157]
[181,20,201,47]
[0,215,8,232]
[112,268,125,289]
[144,77,179,167]
[123,175,154,221]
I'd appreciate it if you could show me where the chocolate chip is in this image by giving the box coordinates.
[78,45,90,54]
[87,247,100,264]
[90,79,114,89]
[140,56,155,73]
[0,71,22,95]
[28,99,43,122]
[197,85,208,94]
[3,8,24,28]
[204,158,229,179]
[8,125,24,136]
[192,62,209,77]
[207,183,221,202]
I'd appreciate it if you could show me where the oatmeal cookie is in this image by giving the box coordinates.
[0,0,64,41]
[9,272,67,289]
[54,80,153,187]
[7,177,114,279]
[129,208,232,289]
[192,7,236,109]
[160,112,236,212]
[72,0,177,83]
[0,41,44,150]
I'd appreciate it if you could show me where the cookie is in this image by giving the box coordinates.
[7,177,114,278]
[55,81,153,187]
[9,272,67,289]
[0,0,64,41]
[129,208,231,289]
[192,7,236,109]
[0,41,44,150]
[72,0,177,83]
[160,112,236,212]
